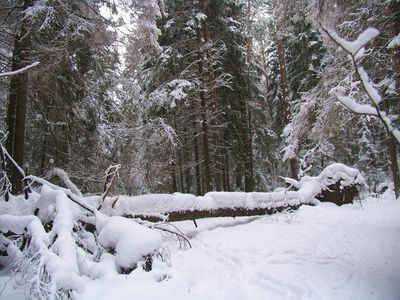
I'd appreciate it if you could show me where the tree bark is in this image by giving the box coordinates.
[222,134,230,191]
[386,0,400,198]
[170,165,178,193]
[246,0,252,64]
[197,15,211,193]
[6,1,33,193]
[193,120,202,195]
[275,17,298,180]
[241,98,254,192]
[200,89,211,193]
[386,134,399,198]
[126,204,305,223]
[389,1,400,100]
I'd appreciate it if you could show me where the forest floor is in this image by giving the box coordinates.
[1,192,400,300]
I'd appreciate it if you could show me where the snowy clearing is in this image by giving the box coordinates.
[2,194,400,300]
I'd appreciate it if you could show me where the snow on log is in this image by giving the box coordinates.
[317,163,365,205]
[96,163,365,221]
[318,163,365,189]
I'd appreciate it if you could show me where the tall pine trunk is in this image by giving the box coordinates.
[6,0,33,193]
[243,0,254,192]
[197,14,211,193]
[275,17,298,180]
[193,119,202,195]
[200,87,211,193]
[240,95,254,192]
[387,0,400,198]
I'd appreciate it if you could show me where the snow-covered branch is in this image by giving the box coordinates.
[0,61,39,77]
[25,175,96,214]
[321,25,400,144]
[98,164,120,209]
[336,95,378,116]
[46,168,83,198]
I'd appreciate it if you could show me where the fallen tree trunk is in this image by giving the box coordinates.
[98,163,365,223]
[316,183,360,206]
[124,203,305,223]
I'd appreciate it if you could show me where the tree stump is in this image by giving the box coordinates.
[317,182,360,205]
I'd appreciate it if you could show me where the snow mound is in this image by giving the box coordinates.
[318,163,365,189]
[96,214,162,269]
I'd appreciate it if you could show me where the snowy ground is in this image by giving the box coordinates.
[1,195,400,300]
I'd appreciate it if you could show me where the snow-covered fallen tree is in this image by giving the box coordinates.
[0,159,364,299]
[91,163,365,222]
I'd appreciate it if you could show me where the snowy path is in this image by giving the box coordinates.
[2,197,400,300]
[80,198,400,300]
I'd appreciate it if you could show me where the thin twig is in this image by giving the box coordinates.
[153,225,192,248]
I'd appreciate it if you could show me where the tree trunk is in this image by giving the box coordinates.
[6,54,19,158]
[200,90,211,193]
[243,0,254,192]
[222,133,230,191]
[193,120,202,195]
[242,99,254,192]
[246,0,252,64]
[386,134,399,198]
[197,18,211,193]
[170,165,178,193]
[275,31,290,125]
[6,1,33,193]
[275,18,298,180]
[386,0,400,198]
[213,130,223,191]
[389,1,400,100]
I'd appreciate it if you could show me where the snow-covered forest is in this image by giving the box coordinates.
[0,0,400,299]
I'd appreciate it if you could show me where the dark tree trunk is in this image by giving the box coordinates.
[6,1,33,193]
[275,20,298,180]
[386,1,400,198]
[193,120,202,195]
[222,131,230,191]
[241,97,254,192]
[389,1,400,99]
[170,166,178,193]
[276,33,290,125]
[200,91,211,193]
[224,150,230,191]
[197,21,211,193]
[386,134,399,198]
[6,51,19,158]
[213,131,223,191]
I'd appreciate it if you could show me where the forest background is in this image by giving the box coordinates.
[1,0,399,198]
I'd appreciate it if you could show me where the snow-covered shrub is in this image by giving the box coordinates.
[0,172,186,299]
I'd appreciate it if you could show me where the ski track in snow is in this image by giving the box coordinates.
[2,197,400,300]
